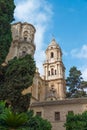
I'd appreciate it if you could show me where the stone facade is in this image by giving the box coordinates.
[6,22,36,62]
[31,98,87,130]
[6,22,87,130]
[43,39,66,100]
[22,38,66,103]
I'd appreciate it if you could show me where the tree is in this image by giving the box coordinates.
[66,66,86,98]
[0,0,15,64]
[80,81,87,89]
[0,0,15,110]
[0,0,15,109]
[65,111,87,130]
[0,55,36,112]
[0,1,52,129]
[0,0,36,112]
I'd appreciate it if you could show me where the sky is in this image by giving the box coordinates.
[14,0,87,80]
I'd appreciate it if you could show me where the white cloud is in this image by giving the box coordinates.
[71,45,87,81]
[82,68,87,81]
[34,50,45,75]
[14,0,53,74]
[71,44,87,58]
[80,66,87,81]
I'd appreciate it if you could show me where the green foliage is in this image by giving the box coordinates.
[66,66,86,98]
[0,0,15,64]
[26,110,52,130]
[0,0,36,113]
[0,55,36,112]
[0,65,7,101]
[0,65,6,84]
[6,55,36,90]
[0,103,28,130]
[81,81,87,89]
[1,110,28,129]
[0,101,6,114]
[65,111,87,130]
[0,102,52,130]
[36,116,52,130]
[0,49,36,111]
[11,93,31,113]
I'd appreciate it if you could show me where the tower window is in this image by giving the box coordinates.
[48,71,50,76]
[55,70,56,75]
[51,52,54,58]
[51,47,53,49]
[55,112,60,121]
[51,68,54,75]
[23,31,28,41]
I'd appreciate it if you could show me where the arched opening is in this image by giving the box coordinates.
[55,70,57,75]
[22,51,26,56]
[51,68,54,75]
[22,47,27,57]
[48,71,50,76]
[23,31,28,41]
[51,52,54,58]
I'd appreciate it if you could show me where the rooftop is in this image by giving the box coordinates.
[31,98,87,107]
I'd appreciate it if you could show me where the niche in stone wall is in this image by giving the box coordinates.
[19,47,27,57]
[23,31,28,41]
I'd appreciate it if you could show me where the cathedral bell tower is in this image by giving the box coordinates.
[6,22,36,62]
[43,39,66,100]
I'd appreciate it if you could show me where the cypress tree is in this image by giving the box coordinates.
[0,0,15,64]
[0,0,36,112]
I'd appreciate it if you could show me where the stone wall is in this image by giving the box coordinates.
[31,98,87,130]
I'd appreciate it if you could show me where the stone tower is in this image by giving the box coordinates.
[6,22,36,62]
[43,39,66,100]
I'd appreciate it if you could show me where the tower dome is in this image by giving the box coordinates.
[46,39,61,51]
[49,38,59,46]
